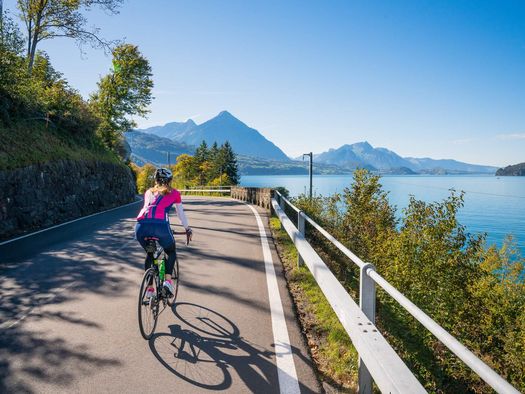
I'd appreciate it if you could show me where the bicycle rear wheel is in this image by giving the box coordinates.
[138,268,159,340]
[168,258,180,306]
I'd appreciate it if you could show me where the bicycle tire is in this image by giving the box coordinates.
[138,268,159,340]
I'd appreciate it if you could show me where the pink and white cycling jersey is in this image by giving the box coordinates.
[137,189,188,227]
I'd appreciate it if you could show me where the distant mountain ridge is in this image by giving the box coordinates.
[141,119,197,140]
[138,111,289,161]
[496,162,525,176]
[124,131,352,175]
[313,142,497,174]
[133,112,497,175]
[126,131,193,166]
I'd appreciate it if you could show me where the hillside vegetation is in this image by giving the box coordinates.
[1,4,152,172]
[287,169,524,392]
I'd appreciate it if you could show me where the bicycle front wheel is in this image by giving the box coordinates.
[138,268,159,340]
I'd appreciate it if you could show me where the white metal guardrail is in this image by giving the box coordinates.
[272,190,520,394]
[179,189,231,193]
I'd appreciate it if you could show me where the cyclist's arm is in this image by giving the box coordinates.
[175,203,189,230]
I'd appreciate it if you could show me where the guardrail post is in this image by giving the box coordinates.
[358,262,376,394]
[297,211,305,267]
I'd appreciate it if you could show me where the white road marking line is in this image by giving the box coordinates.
[246,204,301,394]
[0,200,142,246]
[0,281,79,330]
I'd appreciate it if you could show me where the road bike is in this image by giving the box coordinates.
[138,230,190,340]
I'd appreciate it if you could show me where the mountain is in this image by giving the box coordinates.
[125,131,193,166]
[496,162,525,176]
[125,130,353,174]
[405,157,497,174]
[132,113,497,174]
[237,155,353,175]
[314,142,408,170]
[314,142,498,174]
[140,119,197,140]
[137,111,289,162]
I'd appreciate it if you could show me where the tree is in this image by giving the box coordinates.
[90,43,153,150]
[136,163,155,193]
[0,10,25,103]
[1,8,24,53]
[341,168,396,264]
[219,141,239,185]
[172,153,197,188]
[194,140,209,164]
[209,141,219,160]
[16,0,122,73]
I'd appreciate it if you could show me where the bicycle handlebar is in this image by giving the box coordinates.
[172,229,192,246]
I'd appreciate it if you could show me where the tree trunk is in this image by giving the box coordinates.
[27,18,32,59]
[27,7,43,74]
[28,32,38,73]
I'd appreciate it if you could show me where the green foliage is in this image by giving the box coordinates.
[0,119,118,171]
[136,163,156,193]
[274,186,290,199]
[218,141,239,184]
[0,8,151,171]
[0,11,24,54]
[290,169,525,392]
[90,44,153,150]
[170,140,239,187]
[172,153,197,188]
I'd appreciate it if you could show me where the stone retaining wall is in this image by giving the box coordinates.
[0,159,136,240]
[231,186,272,209]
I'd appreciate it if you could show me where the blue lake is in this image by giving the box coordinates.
[240,174,525,256]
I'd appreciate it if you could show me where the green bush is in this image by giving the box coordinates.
[292,169,525,393]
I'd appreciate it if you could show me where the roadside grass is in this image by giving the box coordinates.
[269,216,358,392]
[0,120,118,171]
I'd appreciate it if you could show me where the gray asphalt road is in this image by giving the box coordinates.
[0,197,320,393]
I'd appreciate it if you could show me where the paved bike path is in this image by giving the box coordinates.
[0,197,320,393]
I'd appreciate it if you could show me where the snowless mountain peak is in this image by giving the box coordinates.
[217,110,236,119]
[137,110,289,161]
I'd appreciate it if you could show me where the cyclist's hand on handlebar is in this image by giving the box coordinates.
[185,227,193,245]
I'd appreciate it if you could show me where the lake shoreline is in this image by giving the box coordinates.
[240,174,525,256]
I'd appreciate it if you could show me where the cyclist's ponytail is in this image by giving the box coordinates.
[150,183,173,196]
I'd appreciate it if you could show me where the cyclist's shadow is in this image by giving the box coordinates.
[148,302,281,392]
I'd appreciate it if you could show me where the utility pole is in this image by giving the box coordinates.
[303,152,313,199]
[167,151,171,167]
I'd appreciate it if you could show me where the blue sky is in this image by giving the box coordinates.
[4,0,525,166]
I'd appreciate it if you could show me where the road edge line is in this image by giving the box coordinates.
[246,203,301,394]
[0,199,142,246]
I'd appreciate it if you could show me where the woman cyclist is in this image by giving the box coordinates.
[135,168,192,298]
